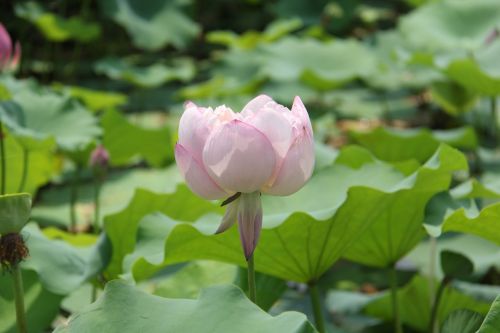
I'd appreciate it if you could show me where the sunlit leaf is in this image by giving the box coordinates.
[350,126,477,162]
[99,0,200,50]
[122,145,466,282]
[32,166,183,228]
[95,57,195,88]
[477,295,500,333]
[364,275,492,331]
[53,282,317,333]
[441,309,483,333]
[0,270,62,333]
[21,223,110,295]
[104,185,222,278]
[399,0,500,52]
[101,109,173,167]
[259,37,376,89]
[16,2,101,43]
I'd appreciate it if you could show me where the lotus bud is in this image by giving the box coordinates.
[175,95,315,260]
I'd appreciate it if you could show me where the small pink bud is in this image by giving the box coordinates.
[0,22,21,72]
[90,145,109,170]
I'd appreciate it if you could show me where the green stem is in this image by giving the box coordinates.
[428,237,437,305]
[247,255,256,303]
[17,148,29,193]
[429,279,447,333]
[0,121,6,195]
[12,265,27,333]
[309,283,326,333]
[492,97,498,147]
[91,177,102,303]
[93,179,101,233]
[91,283,98,303]
[69,165,81,233]
[390,265,403,333]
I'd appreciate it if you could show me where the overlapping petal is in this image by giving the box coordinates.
[175,144,228,200]
[291,96,313,135]
[264,128,315,196]
[178,103,214,162]
[203,120,276,193]
[245,105,294,160]
[241,94,273,117]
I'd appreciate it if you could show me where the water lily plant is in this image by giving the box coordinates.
[175,95,315,302]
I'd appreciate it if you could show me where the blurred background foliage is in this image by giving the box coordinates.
[1,0,500,332]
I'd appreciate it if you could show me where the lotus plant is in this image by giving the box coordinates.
[0,22,21,72]
[175,95,314,302]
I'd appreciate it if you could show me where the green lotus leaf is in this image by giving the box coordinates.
[99,0,200,50]
[350,126,477,162]
[53,282,316,333]
[113,145,466,282]
[0,193,31,235]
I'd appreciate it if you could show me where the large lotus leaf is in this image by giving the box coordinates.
[151,261,236,299]
[20,223,110,295]
[259,37,376,89]
[453,281,500,303]
[99,0,200,50]
[322,88,417,120]
[0,270,63,333]
[207,18,302,50]
[366,31,443,90]
[3,128,57,195]
[409,40,500,97]
[95,57,195,88]
[478,295,500,333]
[441,310,484,333]
[8,88,101,151]
[0,193,31,235]
[271,0,358,33]
[15,2,101,42]
[450,177,500,200]
[101,109,173,167]
[104,185,222,278]
[32,166,183,228]
[399,0,500,52]
[443,59,500,97]
[406,234,500,279]
[341,145,467,267]
[58,85,128,112]
[364,275,492,332]
[123,212,287,310]
[53,282,316,333]
[127,145,465,282]
[430,81,478,115]
[439,201,500,245]
[350,126,477,163]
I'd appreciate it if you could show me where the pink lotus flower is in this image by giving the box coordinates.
[175,95,315,259]
[0,23,21,72]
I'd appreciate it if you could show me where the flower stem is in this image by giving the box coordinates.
[0,121,6,195]
[69,165,81,233]
[429,279,447,333]
[309,283,326,333]
[247,255,257,303]
[492,97,498,147]
[389,265,403,333]
[17,148,29,193]
[91,177,102,302]
[12,265,27,333]
[93,178,101,233]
